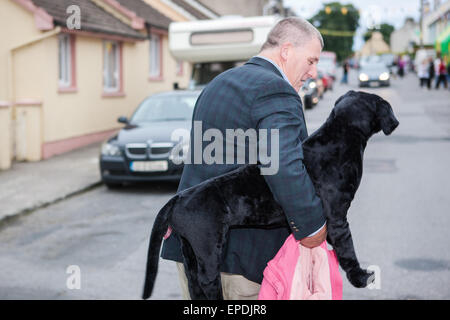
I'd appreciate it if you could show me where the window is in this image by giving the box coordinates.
[190,29,253,45]
[103,40,122,92]
[149,34,162,79]
[58,34,75,89]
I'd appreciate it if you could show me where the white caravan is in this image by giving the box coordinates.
[169,16,279,88]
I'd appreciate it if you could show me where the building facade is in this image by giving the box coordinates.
[0,0,214,170]
[390,18,421,54]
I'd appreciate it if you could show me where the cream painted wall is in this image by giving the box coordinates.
[35,34,191,144]
[0,0,44,102]
[13,40,46,101]
[1,0,192,163]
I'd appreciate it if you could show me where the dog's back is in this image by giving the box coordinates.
[214,165,286,227]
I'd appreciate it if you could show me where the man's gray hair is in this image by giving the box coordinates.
[260,17,324,51]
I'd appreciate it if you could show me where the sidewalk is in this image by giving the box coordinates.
[0,142,103,224]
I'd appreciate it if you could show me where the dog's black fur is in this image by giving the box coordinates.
[142,90,399,300]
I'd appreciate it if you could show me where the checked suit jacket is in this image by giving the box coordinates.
[160,56,326,284]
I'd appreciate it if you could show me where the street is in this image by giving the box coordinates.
[1,70,449,300]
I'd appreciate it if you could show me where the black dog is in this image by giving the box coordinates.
[142,90,399,300]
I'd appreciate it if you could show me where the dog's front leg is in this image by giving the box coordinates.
[327,218,374,288]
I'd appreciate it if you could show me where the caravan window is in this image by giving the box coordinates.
[190,29,254,46]
[192,61,245,87]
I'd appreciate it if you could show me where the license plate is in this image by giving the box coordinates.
[130,161,168,172]
[370,81,379,87]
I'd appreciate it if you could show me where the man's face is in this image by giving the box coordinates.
[280,38,322,91]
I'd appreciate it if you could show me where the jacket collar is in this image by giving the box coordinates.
[245,56,284,79]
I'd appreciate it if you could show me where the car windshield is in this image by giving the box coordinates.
[131,94,199,123]
[361,63,386,71]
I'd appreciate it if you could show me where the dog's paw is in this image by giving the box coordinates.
[347,268,375,288]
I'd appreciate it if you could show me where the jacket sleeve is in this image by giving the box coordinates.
[251,78,326,240]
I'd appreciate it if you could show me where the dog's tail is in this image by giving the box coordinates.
[142,197,176,299]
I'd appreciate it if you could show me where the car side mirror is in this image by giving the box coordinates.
[118,116,128,124]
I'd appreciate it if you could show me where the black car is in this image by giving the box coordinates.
[100,90,201,187]
[299,78,319,110]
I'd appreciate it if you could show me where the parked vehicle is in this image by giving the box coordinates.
[317,51,337,80]
[169,16,279,89]
[299,78,319,110]
[315,76,324,99]
[358,61,390,87]
[99,90,201,187]
[380,53,396,74]
[318,70,333,91]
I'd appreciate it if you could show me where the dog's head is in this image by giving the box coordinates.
[331,90,399,137]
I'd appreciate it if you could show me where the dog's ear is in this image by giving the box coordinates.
[378,100,399,135]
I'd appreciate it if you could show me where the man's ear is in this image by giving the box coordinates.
[280,42,292,62]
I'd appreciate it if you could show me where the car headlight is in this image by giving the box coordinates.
[359,73,369,81]
[169,140,190,165]
[309,82,316,89]
[379,72,389,81]
[101,142,121,156]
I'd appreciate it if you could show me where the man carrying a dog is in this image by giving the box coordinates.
[161,17,327,299]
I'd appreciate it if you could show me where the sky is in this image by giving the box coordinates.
[284,0,421,50]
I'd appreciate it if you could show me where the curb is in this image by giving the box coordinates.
[0,180,103,230]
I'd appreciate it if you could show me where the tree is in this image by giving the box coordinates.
[309,2,360,62]
[363,23,395,45]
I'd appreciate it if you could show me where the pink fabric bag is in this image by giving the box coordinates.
[258,234,343,300]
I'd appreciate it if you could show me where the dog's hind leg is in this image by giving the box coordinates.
[194,226,229,300]
[180,236,206,300]
[193,236,226,300]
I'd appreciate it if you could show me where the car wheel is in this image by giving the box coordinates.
[304,96,312,109]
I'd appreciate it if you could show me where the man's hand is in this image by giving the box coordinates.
[299,224,327,248]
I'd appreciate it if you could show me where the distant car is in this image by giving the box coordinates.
[380,53,396,74]
[358,62,390,88]
[299,78,319,110]
[318,51,337,79]
[99,90,201,187]
[318,70,333,91]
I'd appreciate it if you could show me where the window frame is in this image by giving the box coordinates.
[149,33,163,81]
[58,34,77,92]
[103,40,123,95]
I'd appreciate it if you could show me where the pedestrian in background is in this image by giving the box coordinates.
[428,57,435,90]
[341,59,349,84]
[447,59,450,87]
[435,56,448,89]
[417,59,429,88]
[398,56,405,78]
